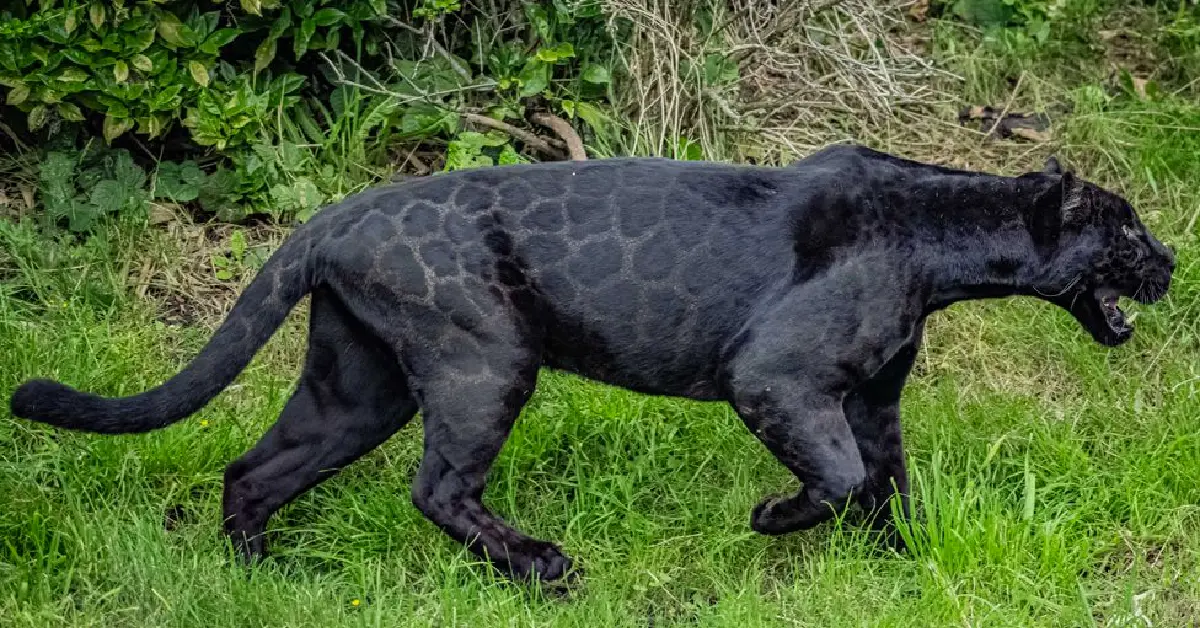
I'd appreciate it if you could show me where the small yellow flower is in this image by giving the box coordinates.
[350,599,361,607]
[199,419,210,428]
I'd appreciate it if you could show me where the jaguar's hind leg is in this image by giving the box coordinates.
[222,287,418,560]
[404,337,573,583]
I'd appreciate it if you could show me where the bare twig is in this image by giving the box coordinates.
[530,113,587,160]
[320,51,495,106]
[461,112,566,159]
[0,120,29,154]
[382,16,472,82]
[982,71,1026,142]
[321,49,565,160]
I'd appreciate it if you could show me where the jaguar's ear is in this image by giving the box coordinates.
[1027,171,1076,249]
[1043,155,1064,174]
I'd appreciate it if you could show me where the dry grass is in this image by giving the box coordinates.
[603,0,954,162]
[130,204,289,327]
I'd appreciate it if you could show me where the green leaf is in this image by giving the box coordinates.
[149,85,183,112]
[57,102,84,121]
[675,136,704,161]
[269,9,292,38]
[188,61,209,87]
[524,3,551,40]
[57,67,89,82]
[214,257,233,280]
[240,0,262,16]
[89,2,105,29]
[155,160,205,202]
[156,13,190,47]
[563,100,611,138]
[28,105,49,130]
[277,141,307,171]
[497,143,524,166]
[138,114,168,138]
[254,38,277,73]
[66,203,97,233]
[103,115,134,142]
[518,59,549,97]
[131,54,153,72]
[269,177,323,215]
[113,60,129,82]
[230,229,247,260]
[396,103,457,138]
[580,64,610,84]
[198,166,237,211]
[64,8,77,34]
[535,42,575,64]
[311,8,344,26]
[5,83,30,105]
[702,53,738,85]
[89,179,128,215]
[294,104,326,143]
[294,18,316,59]
[951,0,1012,27]
[200,28,240,55]
[192,11,219,42]
[39,152,77,213]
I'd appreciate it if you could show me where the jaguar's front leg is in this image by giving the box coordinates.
[725,281,922,538]
[843,322,924,547]
[733,383,867,535]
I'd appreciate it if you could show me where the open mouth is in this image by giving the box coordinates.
[1065,285,1134,347]
[1066,267,1172,347]
[1094,287,1132,341]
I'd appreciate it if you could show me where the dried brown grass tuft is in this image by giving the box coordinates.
[602,0,956,162]
[131,203,290,327]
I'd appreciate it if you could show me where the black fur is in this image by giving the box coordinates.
[9,145,1175,582]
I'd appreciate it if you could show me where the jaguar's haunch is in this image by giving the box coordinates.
[10,145,1175,583]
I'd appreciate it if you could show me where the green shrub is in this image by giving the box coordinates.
[37,146,148,232]
[0,0,385,142]
[3,0,622,227]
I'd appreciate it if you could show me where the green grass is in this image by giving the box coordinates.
[3,7,1200,627]
[3,228,1197,627]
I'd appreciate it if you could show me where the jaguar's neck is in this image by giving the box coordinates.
[910,174,1049,312]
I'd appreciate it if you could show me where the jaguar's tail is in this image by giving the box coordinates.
[9,233,314,434]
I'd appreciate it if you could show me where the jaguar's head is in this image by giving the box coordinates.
[1026,157,1175,347]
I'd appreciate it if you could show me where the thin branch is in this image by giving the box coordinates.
[0,119,29,154]
[461,112,566,160]
[321,50,562,160]
[320,51,495,106]
[530,113,587,160]
[382,16,472,82]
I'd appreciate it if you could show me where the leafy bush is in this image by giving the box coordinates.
[0,0,384,142]
[2,0,621,227]
[37,147,148,232]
